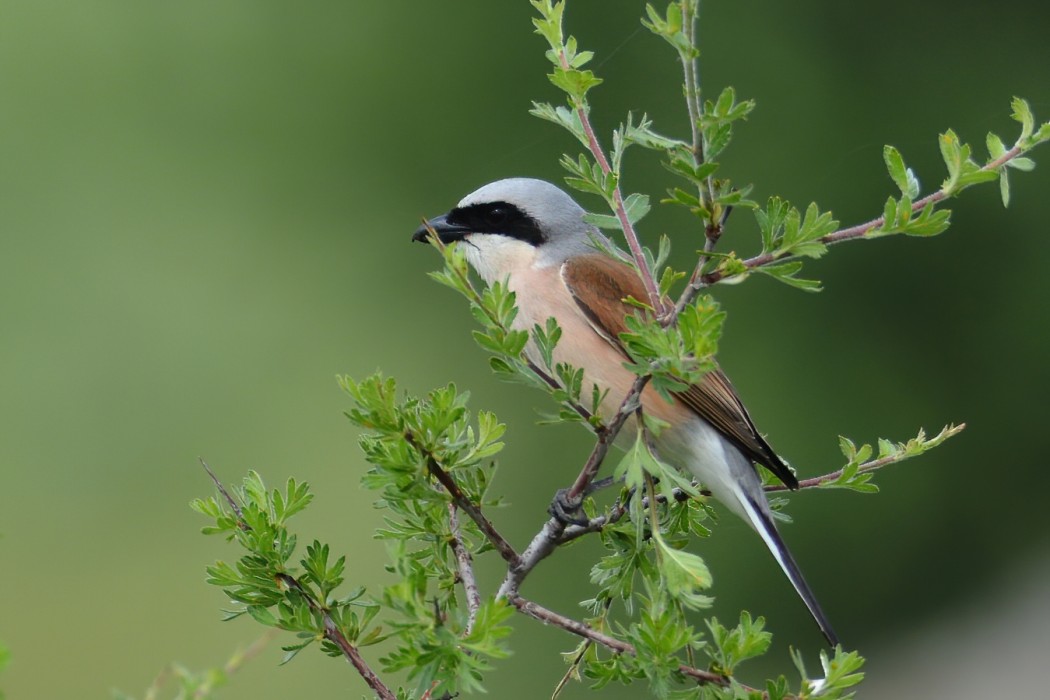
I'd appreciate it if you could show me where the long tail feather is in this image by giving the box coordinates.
[739,496,840,647]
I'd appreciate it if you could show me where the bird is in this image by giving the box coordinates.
[412,177,839,647]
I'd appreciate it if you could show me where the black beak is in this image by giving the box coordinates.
[412,213,472,244]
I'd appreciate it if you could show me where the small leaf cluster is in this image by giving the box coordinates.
[341,371,503,584]
[577,441,776,695]
[570,439,726,694]
[823,424,964,494]
[533,0,760,254]
[789,647,865,700]
[192,473,381,664]
[600,641,865,700]
[742,97,1049,292]
[619,295,726,399]
[341,372,504,503]
[876,97,1048,233]
[531,0,601,103]
[752,198,839,291]
[988,97,1046,206]
[581,603,861,699]
[588,478,710,610]
[381,558,513,696]
[341,372,514,696]
[645,1,757,228]
[428,239,526,378]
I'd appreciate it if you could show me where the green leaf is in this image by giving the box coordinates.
[531,102,589,148]
[247,605,278,627]
[548,66,603,99]
[531,317,562,369]
[280,637,316,666]
[582,201,648,230]
[623,192,651,224]
[757,261,822,292]
[939,129,964,192]
[530,0,564,50]
[986,131,1007,159]
[883,145,919,198]
[1033,121,1050,145]
[902,202,951,237]
[581,212,619,229]
[706,612,773,676]
[1007,156,1035,171]
[756,196,790,253]
[654,535,713,609]
[1011,96,1035,143]
[880,195,897,232]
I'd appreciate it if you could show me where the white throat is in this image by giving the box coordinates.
[460,234,541,285]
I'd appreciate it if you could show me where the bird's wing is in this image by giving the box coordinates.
[560,253,798,489]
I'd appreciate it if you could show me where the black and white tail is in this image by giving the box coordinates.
[738,494,841,647]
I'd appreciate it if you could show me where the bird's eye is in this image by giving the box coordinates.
[484,207,509,227]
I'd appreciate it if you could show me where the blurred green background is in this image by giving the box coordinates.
[2,1,1048,697]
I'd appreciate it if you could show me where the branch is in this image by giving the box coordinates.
[551,54,664,313]
[409,437,522,568]
[668,207,730,324]
[558,423,966,540]
[508,595,751,691]
[201,467,395,699]
[448,503,482,634]
[200,457,246,527]
[567,374,649,500]
[679,1,703,172]
[766,423,966,492]
[703,145,1029,285]
[497,375,649,599]
[275,574,397,700]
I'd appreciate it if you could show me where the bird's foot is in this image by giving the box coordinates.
[548,488,589,527]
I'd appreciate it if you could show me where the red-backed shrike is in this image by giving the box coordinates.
[413,178,838,646]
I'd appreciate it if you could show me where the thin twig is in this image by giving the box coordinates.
[409,437,522,568]
[659,2,732,327]
[276,573,397,700]
[669,205,731,323]
[568,374,649,500]
[680,0,703,168]
[201,463,394,699]
[702,146,1028,286]
[448,503,482,634]
[558,425,962,540]
[508,595,746,690]
[678,0,719,232]
[764,425,965,491]
[551,54,664,312]
[199,457,246,527]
